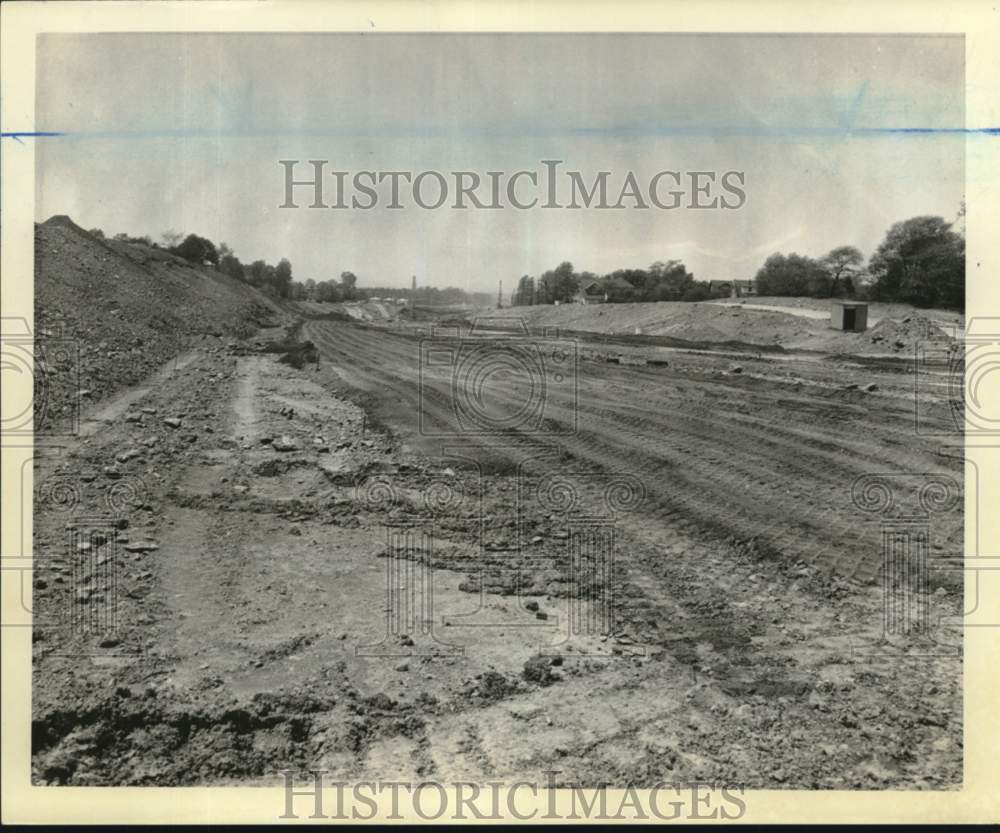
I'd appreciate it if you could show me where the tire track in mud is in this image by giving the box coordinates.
[30,317,962,787]
[303,319,950,701]
[306,321,770,664]
[303,321,962,786]
[305,320,960,583]
[309,319,940,483]
[308,322,916,568]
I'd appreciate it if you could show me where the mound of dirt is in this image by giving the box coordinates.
[491,301,817,346]
[33,216,281,431]
[487,300,960,356]
[865,314,950,353]
[338,300,401,323]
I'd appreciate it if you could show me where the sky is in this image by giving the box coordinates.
[36,33,965,292]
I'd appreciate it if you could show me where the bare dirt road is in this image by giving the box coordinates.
[32,316,962,788]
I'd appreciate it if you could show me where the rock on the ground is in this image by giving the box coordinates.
[273,435,298,452]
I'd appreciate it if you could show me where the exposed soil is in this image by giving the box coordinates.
[33,216,279,434]
[485,298,962,354]
[32,308,963,788]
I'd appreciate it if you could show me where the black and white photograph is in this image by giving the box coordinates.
[3,5,997,824]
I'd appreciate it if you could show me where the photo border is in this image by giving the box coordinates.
[2,0,998,824]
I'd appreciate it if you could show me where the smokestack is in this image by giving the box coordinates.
[497,279,503,309]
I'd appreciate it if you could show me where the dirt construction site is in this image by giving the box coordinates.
[30,221,963,788]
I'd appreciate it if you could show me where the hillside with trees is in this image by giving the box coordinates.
[34,216,280,428]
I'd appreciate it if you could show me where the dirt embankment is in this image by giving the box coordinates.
[287,299,403,324]
[33,215,282,432]
[485,299,961,356]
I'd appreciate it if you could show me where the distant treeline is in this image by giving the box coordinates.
[511,260,726,306]
[90,205,965,312]
[510,208,966,311]
[753,211,965,310]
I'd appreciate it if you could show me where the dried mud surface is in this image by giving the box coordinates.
[31,316,962,788]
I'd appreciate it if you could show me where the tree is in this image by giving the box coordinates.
[538,261,579,304]
[868,216,964,309]
[247,260,269,287]
[172,233,219,266]
[339,271,358,301]
[681,281,713,302]
[513,275,536,306]
[609,268,652,297]
[602,275,637,303]
[754,253,828,297]
[316,280,342,302]
[273,258,293,298]
[819,246,864,297]
[219,254,245,282]
[260,264,277,296]
[646,260,695,301]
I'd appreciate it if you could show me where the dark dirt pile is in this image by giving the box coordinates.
[33,215,280,432]
[865,314,953,353]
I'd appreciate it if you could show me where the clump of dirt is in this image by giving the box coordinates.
[466,671,523,703]
[32,682,333,785]
[522,654,559,687]
[261,321,320,368]
[276,341,319,369]
[252,457,310,477]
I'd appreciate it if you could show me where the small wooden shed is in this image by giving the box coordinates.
[830,300,869,332]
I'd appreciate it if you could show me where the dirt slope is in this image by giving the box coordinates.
[487,300,960,355]
[33,216,281,431]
